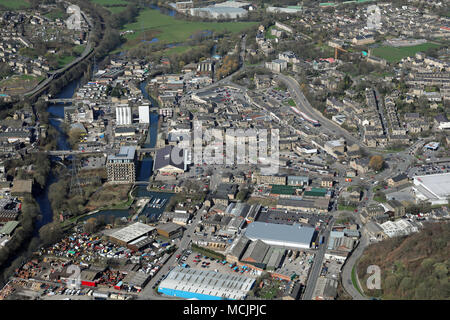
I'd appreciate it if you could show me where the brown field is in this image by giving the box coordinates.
[86,184,132,210]
[0,74,45,95]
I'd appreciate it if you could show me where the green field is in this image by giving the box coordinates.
[0,74,45,94]
[58,55,76,68]
[338,204,357,211]
[287,98,296,107]
[90,0,128,14]
[90,0,128,5]
[73,45,86,56]
[1,74,39,82]
[120,8,257,50]
[0,0,30,9]
[265,25,277,39]
[371,43,441,63]
[44,8,67,20]
[107,6,127,14]
[164,45,191,55]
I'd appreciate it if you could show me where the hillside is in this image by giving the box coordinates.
[357,222,450,300]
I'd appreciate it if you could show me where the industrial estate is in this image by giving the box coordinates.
[0,0,448,304]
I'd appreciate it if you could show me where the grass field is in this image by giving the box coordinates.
[265,25,277,39]
[73,45,86,56]
[90,0,128,14]
[0,74,45,94]
[120,8,257,50]
[57,55,76,68]
[0,0,30,9]
[44,8,67,20]
[338,204,357,211]
[107,6,127,14]
[287,98,296,107]
[373,195,387,203]
[90,0,128,5]
[371,43,441,63]
[164,45,192,55]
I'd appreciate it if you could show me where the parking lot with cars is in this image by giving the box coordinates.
[173,250,261,278]
[274,250,315,285]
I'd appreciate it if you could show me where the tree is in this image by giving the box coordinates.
[39,222,63,247]
[68,128,85,149]
[374,191,386,202]
[369,155,384,171]
[236,189,249,201]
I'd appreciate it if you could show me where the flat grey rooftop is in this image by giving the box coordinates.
[244,222,315,246]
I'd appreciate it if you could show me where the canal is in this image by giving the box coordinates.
[35,77,165,233]
[134,187,174,222]
[137,81,159,182]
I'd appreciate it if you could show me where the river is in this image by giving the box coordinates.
[33,79,81,236]
[47,79,80,150]
[34,76,168,233]
[148,4,176,16]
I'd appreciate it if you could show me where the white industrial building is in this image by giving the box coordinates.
[116,105,132,125]
[266,6,302,14]
[265,59,287,73]
[244,222,315,249]
[158,266,255,300]
[138,105,150,124]
[379,219,421,238]
[213,1,251,9]
[110,222,156,245]
[190,5,248,19]
[413,172,450,205]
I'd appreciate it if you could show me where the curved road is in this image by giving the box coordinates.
[302,216,335,300]
[24,9,95,98]
[274,73,367,149]
[340,228,370,300]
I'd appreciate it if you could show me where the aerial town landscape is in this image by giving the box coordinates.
[0,0,448,306]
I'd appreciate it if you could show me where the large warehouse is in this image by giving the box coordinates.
[189,6,248,19]
[244,222,315,249]
[413,172,450,205]
[158,266,255,300]
[109,222,156,247]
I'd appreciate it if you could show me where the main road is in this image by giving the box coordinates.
[340,228,370,300]
[302,216,334,300]
[274,73,366,149]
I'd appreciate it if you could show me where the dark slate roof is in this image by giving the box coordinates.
[435,114,449,123]
[154,146,185,171]
[391,173,408,182]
